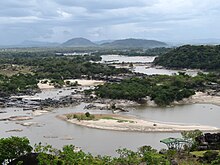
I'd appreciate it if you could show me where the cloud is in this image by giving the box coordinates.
[0,0,220,45]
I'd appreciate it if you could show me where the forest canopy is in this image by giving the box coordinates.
[153,45,220,70]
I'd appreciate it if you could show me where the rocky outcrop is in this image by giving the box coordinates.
[196,133,220,150]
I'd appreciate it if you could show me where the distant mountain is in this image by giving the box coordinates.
[94,40,115,45]
[20,40,59,47]
[62,37,97,47]
[101,38,167,48]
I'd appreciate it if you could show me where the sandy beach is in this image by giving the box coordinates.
[64,79,105,86]
[58,114,220,133]
[37,79,104,89]
[37,80,54,89]
[190,92,220,106]
[176,92,220,106]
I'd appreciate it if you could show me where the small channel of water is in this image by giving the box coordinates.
[0,55,218,156]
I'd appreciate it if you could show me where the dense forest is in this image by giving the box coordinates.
[94,73,220,106]
[0,56,128,79]
[153,45,220,70]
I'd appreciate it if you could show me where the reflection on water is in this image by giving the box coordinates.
[128,104,220,127]
[0,103,180,156]
[0,55,216,156]
[0,101,219,156]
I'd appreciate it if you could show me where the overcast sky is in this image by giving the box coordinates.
[0,0,220,45]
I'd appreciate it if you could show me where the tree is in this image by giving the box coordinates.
[0,136,32,164]
[181,130,203,150]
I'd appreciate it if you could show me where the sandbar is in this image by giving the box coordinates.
[58,113,220,133]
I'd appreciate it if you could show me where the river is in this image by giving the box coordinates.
[101,55,200,76]
[0,55,219,156]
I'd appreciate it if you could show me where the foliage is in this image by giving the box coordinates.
[154,45,220,70]
[138,146,169,164]
[95,75,196,105]
[95,73,220,106]
[0,52,129,96]
[211,155,220,164]
[202,150,219,164]
[181,130,203,150]
[66,113,95,121]
[181,130,203,142]
[0,136,32,164]
[92,47,172,56]
[1,136,218,165]
[0,55,129,81]
[0,73,38,96]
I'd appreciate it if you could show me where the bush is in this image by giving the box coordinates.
[85,112,90,118]
[202,150,219,163]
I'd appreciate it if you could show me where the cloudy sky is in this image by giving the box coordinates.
[0,0,220,45]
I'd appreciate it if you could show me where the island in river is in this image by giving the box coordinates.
[58,113,220,133]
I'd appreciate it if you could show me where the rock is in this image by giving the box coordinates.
[84,104,96,109]
[171,159,178,165]
[196,133,220,150]
[16,122,43,127]
[43,136,58,139]
[6,129,23,132]
[8,116,33,121]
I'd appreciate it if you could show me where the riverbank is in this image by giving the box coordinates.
[58,113,220,133]
[175,92,220,106]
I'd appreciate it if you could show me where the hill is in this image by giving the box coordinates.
[101,38,167,48]
[153,45,220,70]
[62,37,97,47]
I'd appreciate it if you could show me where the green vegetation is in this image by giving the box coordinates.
[0,50,129,96]
[0,73,38,96]
[0,137,32,164]
[181,130,203,150]
[66,112,95,121]
[0,64,32,76]
[66,113,134,123]
[94,73,220,106]
[154,45,220,70]
[1,136,219,165]
[100,116,135,123]
[92,47,172,56]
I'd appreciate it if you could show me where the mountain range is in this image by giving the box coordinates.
[101,38,167,48]
[1,37,220,48]
[1,37,168,48]
[60,38,167,48]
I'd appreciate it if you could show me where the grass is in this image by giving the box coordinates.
[0,64,33,76]
[66,113,135,123]
[191,150,220,157]
[99,116,134,123]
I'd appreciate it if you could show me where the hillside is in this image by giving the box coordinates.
[62,37,97,47]
[101,38,167,48]
[153,45,220,70]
